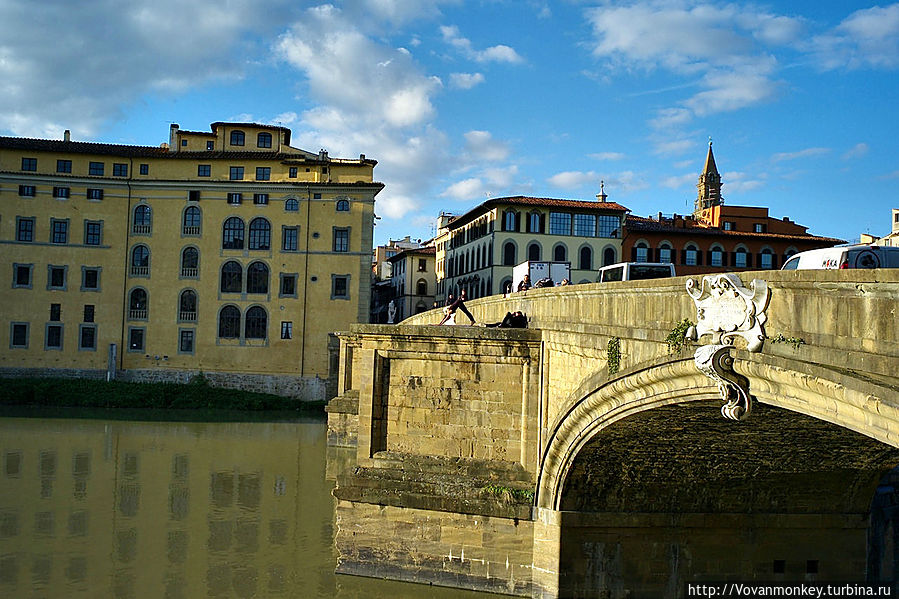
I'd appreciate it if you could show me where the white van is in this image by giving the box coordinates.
[781,245,899,270]
[598,262,676,282]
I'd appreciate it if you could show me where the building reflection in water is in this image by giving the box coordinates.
[0,415,330,598]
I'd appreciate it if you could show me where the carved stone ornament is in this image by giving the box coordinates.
[694,345,752,421]
[686,273,770,352]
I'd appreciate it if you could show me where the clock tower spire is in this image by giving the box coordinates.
[695,138,722,215]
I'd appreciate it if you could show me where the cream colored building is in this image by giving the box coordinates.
[860,209,899,247]
[0,122,382,400]
[387,246,436,321]
[435,196,628,303]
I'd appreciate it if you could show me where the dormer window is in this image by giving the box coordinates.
[229,130,245,146]
[257,132,272,148]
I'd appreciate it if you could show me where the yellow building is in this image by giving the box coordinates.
[435,195,628,303]
[0,122,383,400]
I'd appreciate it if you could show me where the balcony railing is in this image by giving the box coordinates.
[132,224,151,235]
[130,265,149,277]
[180,267,198,278]
[179,311,197,322]
[182,226,200,236]
[129,309,147,320]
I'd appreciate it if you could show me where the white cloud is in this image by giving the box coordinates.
[653,138,694,156]
[660,173,695,189]
[548,170,599,189]
[602,170,650,194]
[723,171,766,193]
[771,147,830,162]
[463,130,509,162]
[440,25,524,64]
[358,0,457,26]
[449,72,485,89]
[0,0,300,137]
[441,177,486,200]
[809,4,899,70]
[650,107,693,130]
[589,151,626,161]
[842,142,869,160]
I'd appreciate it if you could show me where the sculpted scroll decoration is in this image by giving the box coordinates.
[686,274,771,421]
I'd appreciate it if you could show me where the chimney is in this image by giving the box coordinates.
[169,124,180,152]
[63,130,71,142]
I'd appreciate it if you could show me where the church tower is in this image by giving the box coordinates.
[694,140,722,214]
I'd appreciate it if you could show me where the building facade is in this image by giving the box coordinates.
[0,122,382,400]
[622,143,843,275]
[386,246,436,322]
[435,195,628,303]
[860,209,899,247]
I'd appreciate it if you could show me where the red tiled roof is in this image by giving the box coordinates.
[625,215,845,243]
[446,195,629,230]
[387,246,435,262]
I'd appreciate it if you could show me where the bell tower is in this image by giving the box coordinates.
[695,139,722,214]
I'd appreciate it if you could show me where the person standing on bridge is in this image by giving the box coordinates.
[438,289,476,325]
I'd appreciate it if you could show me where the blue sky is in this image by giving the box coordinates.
[2,0,897,245]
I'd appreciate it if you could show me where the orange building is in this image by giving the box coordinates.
[622,143,844,275]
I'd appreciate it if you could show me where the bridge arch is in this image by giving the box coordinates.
[536,351,899,511]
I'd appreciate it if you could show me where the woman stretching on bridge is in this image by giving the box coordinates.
[438,289,476,325]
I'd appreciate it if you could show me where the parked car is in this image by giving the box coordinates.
[598,262,676,282]
[781,244,899,270]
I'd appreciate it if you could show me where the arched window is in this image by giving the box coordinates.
[129,288,147,320]
[220,261,242,293]
[659,243,673,264]
[182,206,201,236]
[257,132,272,148]
[180,247,199,277]
[554,244,567,262]
[218,305,241,338]
[710,245,724,267]
[503,242,516,266]
[336,199,350,212]
[603,247,616,266]
[528,212,544,233]
[248,218,271,250]
[759,248,774,269]
[416,279,427,296]
[635,242,649,262]
[528,243,541,261]
[222,217,245,249]
[285,198,299,212]
[245,306,267,339]
[131,245,150,276]
[230,130,245,146]
[503,210,519,232]
[684,244,699,266]
[179,290,197,321]
[579,246,592,270]
[247,262,269,294]
[133,205,151,234]
[734,247,749,268]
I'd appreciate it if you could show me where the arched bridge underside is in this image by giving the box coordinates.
[330,270,899,598]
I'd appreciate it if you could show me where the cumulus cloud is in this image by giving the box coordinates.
[548,170,599,190]
[0,0,300,136]
[589,151,626,161]
[660,173,696,189]
[463,130,510,162]
[449,72,485,89]
[723,171,766,193]
[808,4,899,70]
[842,142,870,160]
[441,177,486,200]
[441,25,524,63]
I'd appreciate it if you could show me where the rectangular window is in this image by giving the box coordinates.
[197,164,211,177]
[139,164,149,175]
[22,157,37,171]
[84,221,102,245]
[332,275,349,299]
[10,323,29,348]
[333,228,349,252]
[78,325,96,351]
[50,304,61,321]
[754,223,766,233]
[57,159,72,173]
[113,163,128,177]
[51,219,68,244]
[81,267,100,291]
[256,167,271,181]
[53,186,70,199]
[549,212,572,235]
[280,321,293,339]
[723,221,735,231]
[289,167,297,178]
[83,305,95,323]
[573,214,596,237]
[253,193,269,205]
[19,185,36,197]
[418,258,427,272]
[188,190,201,202]
[128,328,145,352]
[597,215,620,238]
[47,266,66,290]
[178,329,194,354]
[313,193,322,199]
[227,193,242,205]
[16,218,34,242]
[13,264,33,288]
[88,162,104,176]
[86,188,104,200]
[45,324,63,350]
[280,274,297,297]
[282,227,298,251]
[229,166,244,180]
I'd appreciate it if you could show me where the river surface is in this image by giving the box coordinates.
[0,409,495,599]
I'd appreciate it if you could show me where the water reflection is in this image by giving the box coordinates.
[0,412,491,599]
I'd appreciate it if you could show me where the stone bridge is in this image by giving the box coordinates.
[326,270,899,598]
